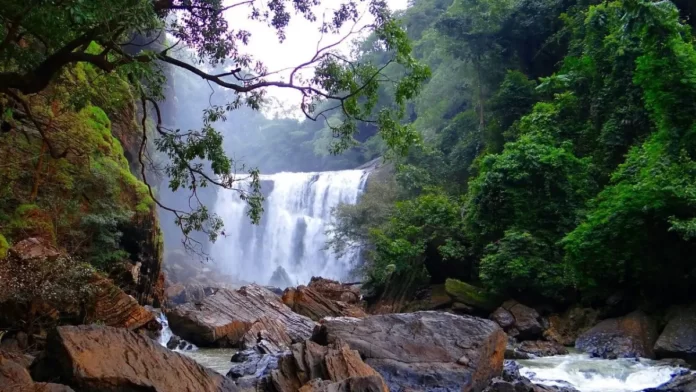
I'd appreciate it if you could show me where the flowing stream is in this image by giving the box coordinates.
[518,354,689,392]
[156,311,235,374]
[211,170,369,287]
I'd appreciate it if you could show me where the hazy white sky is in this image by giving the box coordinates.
[221,0,409,115]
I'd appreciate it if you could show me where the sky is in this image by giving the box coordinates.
[221,0,409,117]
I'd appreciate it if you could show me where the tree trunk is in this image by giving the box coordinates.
[30,141,47,202]
[476,58,485,131]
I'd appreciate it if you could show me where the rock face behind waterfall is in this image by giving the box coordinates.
[166,284,316,347]
[312,311,507,392]
[31,325,238,392]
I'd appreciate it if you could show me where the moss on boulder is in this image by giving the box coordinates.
[444,279,503,312]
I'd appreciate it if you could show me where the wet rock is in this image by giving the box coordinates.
[241,316,293,353]
[227,349,286,391]
[492,308,516,329]
[282,286,366,321]
[31,325,238,391]
[297,376,387,392]
[654,304,696,360]
[167,284,316,347]
[270,340,388,392]
[484,360,580,392]
[544,307,599,346]
[445,279,502,312]
[313,311,506,392]
[517,341,569,357]
[497,301,543,340]
[576,310,658,359]
[642,372,696,392]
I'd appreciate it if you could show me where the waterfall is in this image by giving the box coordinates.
[211,169,369,287]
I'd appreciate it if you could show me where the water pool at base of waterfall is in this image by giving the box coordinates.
[518,354,689,392]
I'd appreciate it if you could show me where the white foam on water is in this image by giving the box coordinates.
[519,354,688,392]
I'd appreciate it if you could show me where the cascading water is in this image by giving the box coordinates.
[212,169,369,287]
[518,354,691,392]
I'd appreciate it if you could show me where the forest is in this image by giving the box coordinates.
[330,0,696,308]
[1,0,696,322]
[2,1,696,391]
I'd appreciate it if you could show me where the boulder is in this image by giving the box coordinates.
[8,238,60,261]
[492,300,542,340]
[297,376,387,392]
[165,283,217,306]
[0,349,34,368]
[654,304,696,360]
[282,286,366,321]
[544,307,599,346]
[576,310,658,359]
[31,325,239,391]
[241,316,293,353]
[227,349,286,391]
[313,311,506,391]
[0,353,75,392]
[517,341,568,357]
[166,284,316,347]
[88,278,160,331]
[270,340,388,392]
[445,279,502,313]
[491,308,516,329]
[0,353,33,390]
[307,277,361,304]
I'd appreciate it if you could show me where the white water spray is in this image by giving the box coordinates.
[212,170,369,286]
[519,354,690,392]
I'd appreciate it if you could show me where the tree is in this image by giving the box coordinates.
[1,0,429,253]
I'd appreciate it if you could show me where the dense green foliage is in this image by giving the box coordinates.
[333,0,696,305]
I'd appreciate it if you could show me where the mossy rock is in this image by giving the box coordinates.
[0,234,9,259]
[444,279,503,312]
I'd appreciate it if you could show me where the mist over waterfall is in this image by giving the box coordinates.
[212,170,369,287]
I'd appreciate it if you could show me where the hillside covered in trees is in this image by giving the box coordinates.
[332,0,696,309]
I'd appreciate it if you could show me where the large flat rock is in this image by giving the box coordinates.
[31,325,238,392]
[313,311,506,392]
[167,284,316,347]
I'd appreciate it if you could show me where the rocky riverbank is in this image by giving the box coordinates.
[1,240,695,392]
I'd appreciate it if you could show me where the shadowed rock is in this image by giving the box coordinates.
[654,304,696,360]
[576,310,658,359]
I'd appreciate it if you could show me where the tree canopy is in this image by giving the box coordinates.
[1,0,429,254]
